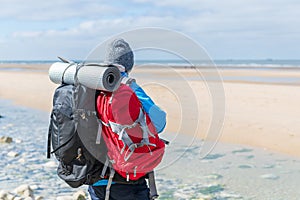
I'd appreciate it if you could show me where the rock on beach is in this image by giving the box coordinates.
[0,136,13,144]
[13,184,34,198]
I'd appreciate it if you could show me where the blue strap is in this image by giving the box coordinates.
[93,179,115,186]
[130,81,167,133]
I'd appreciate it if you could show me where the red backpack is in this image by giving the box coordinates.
[96,80,165,181]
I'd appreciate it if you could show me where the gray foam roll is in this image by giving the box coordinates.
[77,65,121,92]
[49,62,121,92]
[48,62,76,85]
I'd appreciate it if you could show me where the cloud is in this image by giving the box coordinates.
[4,15,186,60]
[4,0,300,37]
[11,16,180,39]
[0,0,118,21]
[1,0,300,59]
[132,0,300,33]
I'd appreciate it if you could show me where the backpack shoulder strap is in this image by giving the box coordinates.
[108,76,135,104]
[121,77,135,86]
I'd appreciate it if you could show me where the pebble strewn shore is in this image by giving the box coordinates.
[0,100,86,199]
[0,185,87,200]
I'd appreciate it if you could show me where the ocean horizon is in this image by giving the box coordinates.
[1,59,300,69]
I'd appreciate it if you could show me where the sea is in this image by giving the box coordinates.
[1,59,300,69]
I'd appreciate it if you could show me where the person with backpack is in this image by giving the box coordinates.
[88,38,167,200]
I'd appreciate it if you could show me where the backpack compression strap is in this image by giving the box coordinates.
[105,167,115,200]
[148,171,159,200]
[106,108,156,161]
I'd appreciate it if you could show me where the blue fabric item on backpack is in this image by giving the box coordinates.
[92,179,115,186]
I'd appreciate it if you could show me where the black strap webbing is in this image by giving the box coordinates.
[148,171,159,199]
[47,112,53,159]
[47,130,51,159]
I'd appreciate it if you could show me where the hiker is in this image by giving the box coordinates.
[88,38,167,200]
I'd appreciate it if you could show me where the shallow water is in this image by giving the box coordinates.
[1,99,300,199]
[157,132,300,200]
[0,100,81,198]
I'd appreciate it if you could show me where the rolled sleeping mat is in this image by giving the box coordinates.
[49,62,121,92]
[48,62,77,85]
[77,64,121,92]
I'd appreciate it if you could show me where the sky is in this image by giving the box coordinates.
[0,0,300,60]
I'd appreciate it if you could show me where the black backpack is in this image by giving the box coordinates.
[47,82,107,188]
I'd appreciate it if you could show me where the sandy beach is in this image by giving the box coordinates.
[1,64,300,157]
[1,63,300,199]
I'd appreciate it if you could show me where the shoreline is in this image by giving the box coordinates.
[2,62,300,71]
[1,64,300,158]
